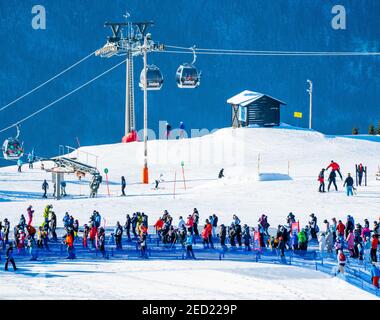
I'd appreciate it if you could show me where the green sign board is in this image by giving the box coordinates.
[104,168,109,174]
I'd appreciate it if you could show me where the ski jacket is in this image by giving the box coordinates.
[298,231,307,243]
[337,223,345,235]
[372,237,379,249]
[371,265,380,278]
[346,232,354,249]
[186,235,193,246]
[328,171,336,180]
[327,162,340,171]
[343,177,354,187]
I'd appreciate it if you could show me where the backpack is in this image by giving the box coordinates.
[315,225,320,233]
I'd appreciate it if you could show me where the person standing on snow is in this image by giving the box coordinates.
[318,232,326,258]
[42,180,49,198]
[17,158,23,173]
[121,176,126,196]
[166,122,172,140]
[124,214,131,241]
[326,160,343,180]
[318,169,326,193]
[27,153,34,169]
[114,221,123,250]
[185,232,196,259]
[371,234,378,263]
[218,224,227,249]
[357,163,365,186]
[343,173,355,196]
[4,243,17,271]
[327,170,338,192]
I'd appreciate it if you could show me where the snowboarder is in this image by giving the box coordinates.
[343,173,355,196]
[42,180,49,198]
[326,160,343,180]
[218,168,224,179]
[4,243,17,271]
[318,168,326,192]
[121,176,126,196]
[327,170,338,192]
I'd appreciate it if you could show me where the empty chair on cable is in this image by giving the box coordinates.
[176,63,201,89]
[2,125,24,160]
[139,65,163,91]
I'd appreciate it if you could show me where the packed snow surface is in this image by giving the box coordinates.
[1,126,380,299]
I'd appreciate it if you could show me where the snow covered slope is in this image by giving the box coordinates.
[1,126,380,300]
[1,126,379,229]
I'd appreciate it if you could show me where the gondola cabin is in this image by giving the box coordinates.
[2,138,24,160]
[227,90,286,128]
[176,63,200,89]
[139,65,164,91]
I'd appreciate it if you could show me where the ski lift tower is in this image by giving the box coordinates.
[96,13,159,137]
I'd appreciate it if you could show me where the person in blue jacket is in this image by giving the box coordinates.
[185,232,196,259]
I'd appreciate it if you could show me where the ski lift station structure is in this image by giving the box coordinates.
[227,90,286,128]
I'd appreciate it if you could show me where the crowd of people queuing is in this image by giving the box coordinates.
[0,205,379,288]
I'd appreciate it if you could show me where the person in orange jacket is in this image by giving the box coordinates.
[65,229,75,259]
[205,219,214,249]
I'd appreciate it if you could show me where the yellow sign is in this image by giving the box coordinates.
[294,112,303,119]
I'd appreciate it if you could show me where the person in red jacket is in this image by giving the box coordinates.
[186,215,194,233]
[337,220,345,242]
[154,218,164,233]
[371,234,378,263]
[326,160,343,180]
[201,224,210,248]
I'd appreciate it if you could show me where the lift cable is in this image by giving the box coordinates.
[0,60,125,134]
[0,50,97,113]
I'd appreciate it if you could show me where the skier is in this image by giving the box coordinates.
[121,176,126,196]
[17,158,23,173]
[229,223,236,247]
[326,160,343,180]
[3,218,10,249]
[357,163,365,186]
[27,152,34,169]
[124,214,131,241]
[114,221,123,250]
[166,122,172,140]
[178,216,186,230]
[318,168,326,192]
[201,224,210,249]
[242,224,251,251]
[309,213,319,240]
[65,229,76,259]
[185,232,196,259]
[318,232,326,259]
[154,174,164,190]
[218,224,227,249]
[327,170,338,192]
[139,233,148,259]
[192,208,200,236]
[218,168,224,179]
[60,181,67,197]
[343,173,355,196]
[49,211,57,241]
[211,214,218,238]
[42,180,49,198]
[4,243,17,271]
